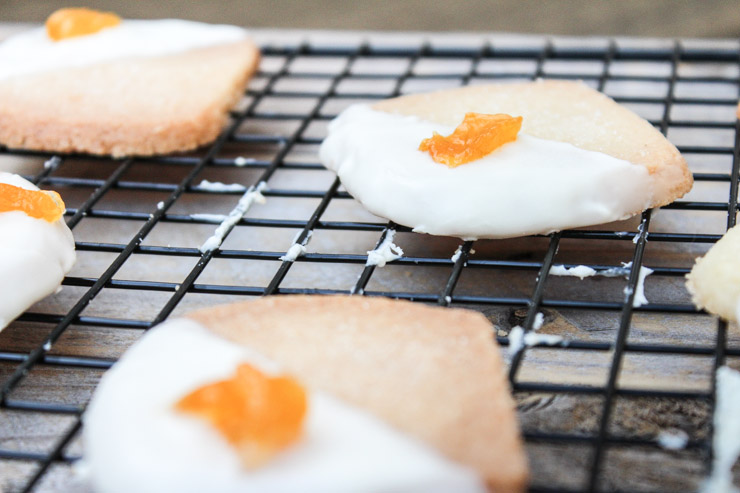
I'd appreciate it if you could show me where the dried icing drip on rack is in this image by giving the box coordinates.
[548,264,598,279]
[549,261,654,307]
[195,180,248,193]
[657,429,689,451]
[280,231,313,262]
[199,182,268,253]
[366,229,404,267]
[508,312,567,357]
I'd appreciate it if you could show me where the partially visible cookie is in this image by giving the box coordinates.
[0,172,75,330]
[686,225,740,322]
[0,12,259,157]
[189,295,528,491]
[85,295,527,492]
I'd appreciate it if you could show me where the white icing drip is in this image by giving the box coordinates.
[633,222,645,244]
[450,245,463,263]
[84,318,485,493]
[196,180,247,193]
[0,19,247,81]
[622,262,653,308]
[507,325,565,357]
[599,265,632,277]
[0,172,76,330]
[549,265,597,279]
[524,332,564,347]
[199,182,267,253]
[508,326,525,357]
[281,244,306,262]
[366,229,404,267]
[234,157,256,166]
[702,366,740,493]
[319,104,654,240]
[656,429,688,451]
[280,231,313,262]
[533,312,545,331]
[550,262,651,306]
[43,156,61,170]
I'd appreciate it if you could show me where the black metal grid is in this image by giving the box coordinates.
[0,31,739,492]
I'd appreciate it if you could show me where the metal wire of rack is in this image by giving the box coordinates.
[0,30,739,492]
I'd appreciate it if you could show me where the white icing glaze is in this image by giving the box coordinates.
[366,229,404,267]
[702,366,740,493]
[84,318,485,493]
[0,172,76,329]
[319,104,654,240]
[0,19,247,81]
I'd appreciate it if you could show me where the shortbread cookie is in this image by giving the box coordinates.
[686,225,740,322]
[0,10,259,157]
[320,80,692,239]
[85,295,527,493]
[0,172,75,330]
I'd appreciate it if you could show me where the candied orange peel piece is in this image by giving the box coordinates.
[176,363,307,469]
[419,113,523,167]
[46,8,121,41]
[0,184,65,222]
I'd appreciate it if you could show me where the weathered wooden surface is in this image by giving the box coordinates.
[1,25,740,492]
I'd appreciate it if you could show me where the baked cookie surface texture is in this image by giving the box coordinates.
[686,225,740,322]
[320,81,693,239]
[0,10,259,157]
[0,172,75,330]
[84,295,527,493]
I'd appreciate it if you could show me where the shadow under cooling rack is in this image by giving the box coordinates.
[0,31,739,492]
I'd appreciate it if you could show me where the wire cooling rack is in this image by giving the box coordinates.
[0,30,739,492]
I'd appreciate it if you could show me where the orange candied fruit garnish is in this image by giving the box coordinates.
[0,184,65,222]
[418,112,523,167]
[176,363,307,469]
[45,8,121,41]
